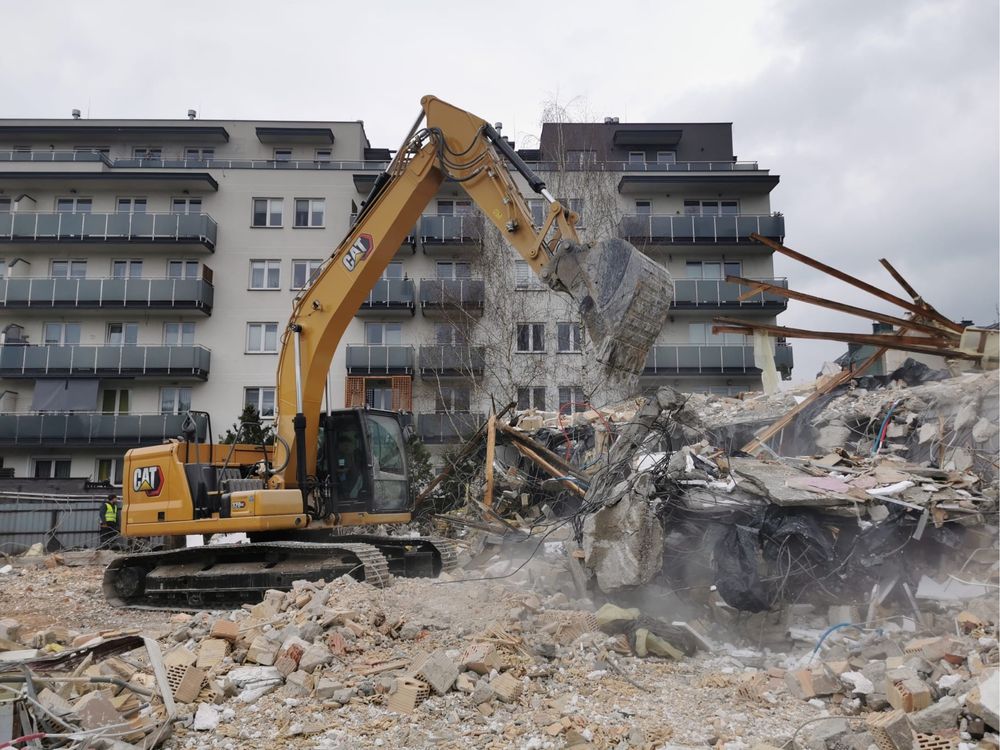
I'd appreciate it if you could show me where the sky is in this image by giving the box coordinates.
[2,0,997,382]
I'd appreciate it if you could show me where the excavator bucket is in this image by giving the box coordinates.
[544,238,674,376]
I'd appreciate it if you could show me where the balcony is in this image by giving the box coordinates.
[672,278,788,311]
[642,344,794,376]
[0,212,218,250]
[0,412,208,447]
[619,214,784,247]
[0,345,211,380]
[419,214,483,255]
[345,345,414,376]
[523,160,761,173]
[356,279,415,317]
[416,412,484,444]
[0,275,214,314]
[419,278,485,317]
[419,345,485,377]
[0,149,110,165]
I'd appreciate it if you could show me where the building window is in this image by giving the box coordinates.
[111,259,142,279]
[43,322,81,345]
[244,386,276,418]
[527,199,547,227]
[435,261,471,279]
[246,323,279,353]
[133,147,162,159]
[363,379,394,410]
[32,458,72,479]
[171,197,202,214]
[365,322,402,346]
[106,322,138,345]
[163,322,195,346]
[96,458,124,486]
[314,149,332,163]
[185,147,214,160]
[291,260,323,290]
[252,198,283,227]
[437,199,473,215]
[434,323,467,345]
[101,388,130,415]
[56,197,92,213]
[634,200,652,216]
[294,198,325,228]
[517,386,546,411]
[685,261,742,279]
[167,260,200,279]
[50,259,86,279]
[684,200,739,216]
[516,323,545,353]
[116,197,147,213]
[274,148,293,162]
[160,386,192,415]
[656,151,676,164]
[434,385,470,412]
[688,322,747,345]
[558,386,587,414]
[555,197,585,227]
[566,150,597,168]
[557,322,582,353]
[514,260,544,290]
[249,260,281,290]
[628,151,646,164]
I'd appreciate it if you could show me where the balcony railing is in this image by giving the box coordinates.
[0,276,214,313]
[115,157,391,170]
[0,345,211,379]
[419,345,485,376]
[619,214,784,244]
[672,278,788,309]
[522,160,760,173]
[643,344,786,375]
[416,412,485,444]
[0,411,208,446]
[345,345,414,375]
[0,150,111,165]
[419,278,485,311]
[0,212,218,249]
[358,279,415,312]
[419,214,483,245]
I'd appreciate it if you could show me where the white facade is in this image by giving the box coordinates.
[0,115,791,481]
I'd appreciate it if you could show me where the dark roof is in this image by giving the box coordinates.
[0,171,219,191]
[256,127,334,144]
[0,125,230,142]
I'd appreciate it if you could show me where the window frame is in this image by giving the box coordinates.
[167,260,200,280]
[365,321,402,346]
[314,149,332,163]
[106,322,139,346]
[293,197,326,228]
[159,386,192,415]
[116,197,147,214]
[291,259,324,290]
[515,322,546,353]
[251,197,283,228]
[656,151,677,164]
[244,386,276,419]
[273,148,293,162]
[50,259,87,279]
[55,197,92,213]
[628,151,646,164]
[133,147,162,159]
[184,147,214,161]
[556,322,583,353]
[111,259,143,279]
[95,457,125,487]
[32,457,72,479]
[434,385,471,413]
[245,322,279,354]
[163,321,195,346]
[101,388,131,415]
[171,197,202,215]
[516,386,547,411]
[43,321,81,345]
[248,259,281,290]
[557,386,588,414]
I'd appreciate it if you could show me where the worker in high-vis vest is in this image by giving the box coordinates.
[99,494,120,549]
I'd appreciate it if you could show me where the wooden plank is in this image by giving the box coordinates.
[495,422,588,481]
[511,442,586,498]
[482,413,497,509]
[749,233,964,333]
[725,275,957,340]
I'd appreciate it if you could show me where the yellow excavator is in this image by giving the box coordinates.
[103,96,674,608]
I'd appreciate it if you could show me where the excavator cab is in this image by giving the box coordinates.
[315,408,412,518]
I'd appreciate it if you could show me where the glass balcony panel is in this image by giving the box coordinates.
[676,347,700,369]
[0,213,12,236]
[141,347,168,373]
[28,278,55,305]
[124,279,150,305]
[80,213,108,238]
[51,278,79,306]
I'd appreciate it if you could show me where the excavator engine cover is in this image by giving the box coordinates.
[544,238,673,376]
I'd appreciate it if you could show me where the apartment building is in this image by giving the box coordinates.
[0,113,792,481]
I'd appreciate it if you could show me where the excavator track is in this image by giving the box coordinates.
[103,541,391,611]
[103,535,457,611]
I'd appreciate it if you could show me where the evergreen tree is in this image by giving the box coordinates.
[219,404,275,445]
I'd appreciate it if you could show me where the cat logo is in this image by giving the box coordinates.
[132,465,164,497]
[342,233,373,272]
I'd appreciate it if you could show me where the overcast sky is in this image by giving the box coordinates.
[2,0,997,382]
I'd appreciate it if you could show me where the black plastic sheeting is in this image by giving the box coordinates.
[712,504,966,612]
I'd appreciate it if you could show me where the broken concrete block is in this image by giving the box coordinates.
[415,649,459,695]
[886,677,932,713]
[246,636,279,666]
[490,672,522,703]
[909,695,962,733]
[460,643,500,675]
[795,717,849,750]
[37,687,74,718]
[866,709,914,750]
[314,677,344,699]
[285,669,314,695]
[785,666,840,699]
[196,638,229,669]
[966,669,1000,729]
[193,703,220,731]
[470,680,496,706]
[456,673,476,693]
[210,619,240,642]
[388,677,429,714]
[73,691,120,730]
[0,618,21,642]
[298,642,332,674]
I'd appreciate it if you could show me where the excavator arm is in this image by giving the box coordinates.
[275,95,672,497]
